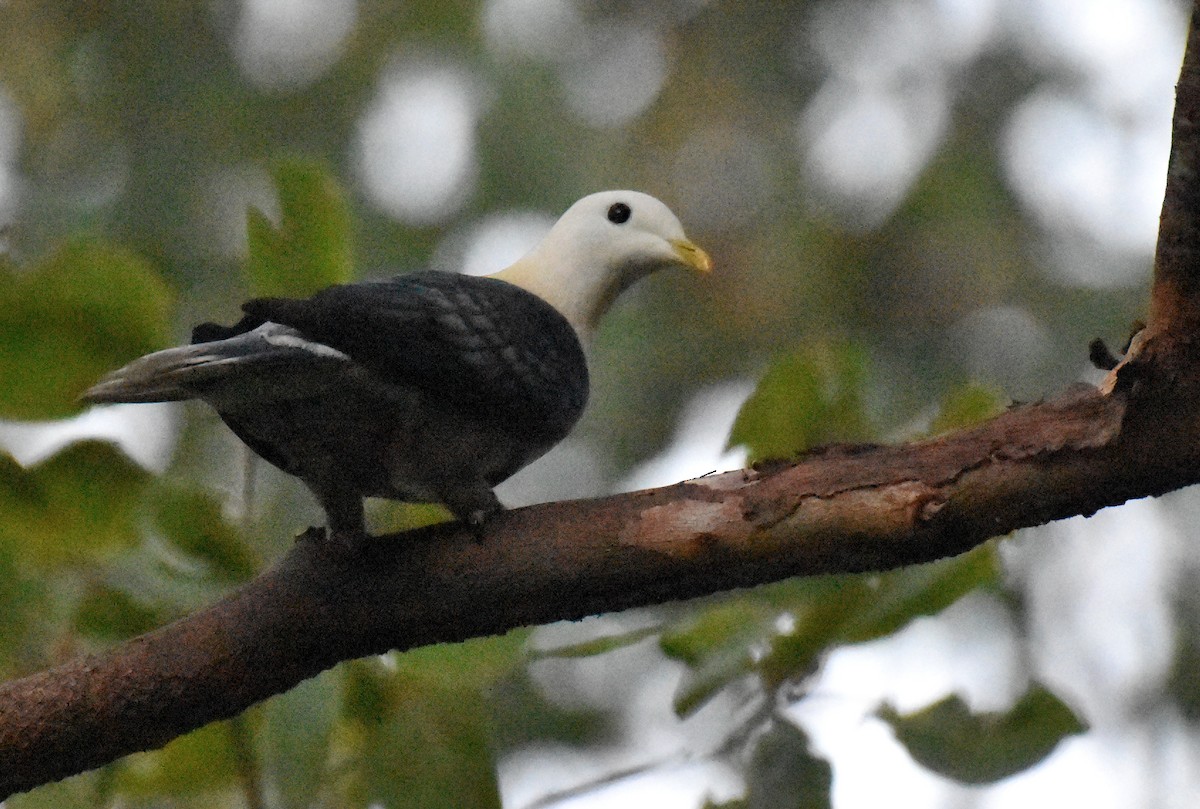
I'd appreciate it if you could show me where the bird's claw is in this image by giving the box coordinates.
[461,499,510,541]
[295,525,328,544]
[295,524,372,556]
[331,527,373,555]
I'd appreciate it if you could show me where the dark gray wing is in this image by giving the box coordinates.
[221,271,589,442]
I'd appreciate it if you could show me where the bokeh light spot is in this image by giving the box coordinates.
[354,63,481,226]
[233,0,357,91]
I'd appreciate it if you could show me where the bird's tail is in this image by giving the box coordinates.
[82,343,241,404]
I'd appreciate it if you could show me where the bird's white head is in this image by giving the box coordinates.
[491,191,711,344]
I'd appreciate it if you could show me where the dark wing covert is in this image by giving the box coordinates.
[233,271,589,440]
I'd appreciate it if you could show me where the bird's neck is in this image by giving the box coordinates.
[490,252,634,348]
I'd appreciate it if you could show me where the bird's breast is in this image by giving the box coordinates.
[214,370,562,503]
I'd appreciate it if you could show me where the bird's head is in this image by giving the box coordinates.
[548,190,712,280]
[492,191,711,343]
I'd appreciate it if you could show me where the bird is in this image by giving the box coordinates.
[83,191,711,542]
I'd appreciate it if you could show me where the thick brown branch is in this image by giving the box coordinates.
[5,375,1200,797]
[1147,2,1200,339]
[7,1,1200,799]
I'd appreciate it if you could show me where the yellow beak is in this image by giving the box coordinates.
[671,238,713,274]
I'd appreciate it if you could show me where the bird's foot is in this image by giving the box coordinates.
[441,485,503,541]
[296,525,328,544]
[294,525,373,556]
[331,527,373,555]
[464,506,501,541]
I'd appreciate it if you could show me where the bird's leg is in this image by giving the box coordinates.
[438,481,503,537]
[313,487,369,553]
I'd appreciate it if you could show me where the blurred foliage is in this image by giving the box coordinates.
[0,0,1177,805]
[261,670,342,809]
[0,442,148,567]
[337,637,526,809]
[528,624,663,660]
[661,542,1003,719]
[246,158,355,298]
[705,722,831,809]
[114,720,242,798]
[1166,593,1200,722]
[151,486,260,583]
[6,771,109,809]
[743,721,832,809]
[928,381,1008,436]
[0,241,172,419]
[728,341,872,464]
[878,685,1087,784]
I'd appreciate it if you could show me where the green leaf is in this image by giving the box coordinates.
[729,342,872,464]
[671,646,757,718]
[341,659,491,807]
[370,499,457,533]
[742,721,832,809]
[661,601,774,666]
[360,681,501,806]
[245,157,354,298]
[930,382,1007,435]
[341,635,526,808]
[756,547,1001,688]
[114,720,241,796]
[262,669,341,809]
[153,486,259,582]
[755,577,876,690]
[73,578,164,641]
[7,770,108,809]
[0,539,49,674]
[84,543,241,626]
[0,442,148,567]
[1165,598,1200,720]
[342,658,391,725]
[0,241,172,419]
[488,668,614,749]
[529,624,662,660]
[660,601,777,717]
[361,680,502,809]
[398,629,530,686]
[839,542,1003,645]
[879,685,1087,784]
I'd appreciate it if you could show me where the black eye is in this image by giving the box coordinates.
[607,202,631,224]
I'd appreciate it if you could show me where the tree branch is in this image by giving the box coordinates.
[1152,1,1200,337]
[0,376,1191,797]
[5,2,1200,798]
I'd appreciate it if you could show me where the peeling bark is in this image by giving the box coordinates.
[1,375,1192,797]
[5,2,1200,799]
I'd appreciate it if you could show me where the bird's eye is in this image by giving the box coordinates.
[607,202,632,224]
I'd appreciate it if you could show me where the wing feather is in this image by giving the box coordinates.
[239,271,589,440]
